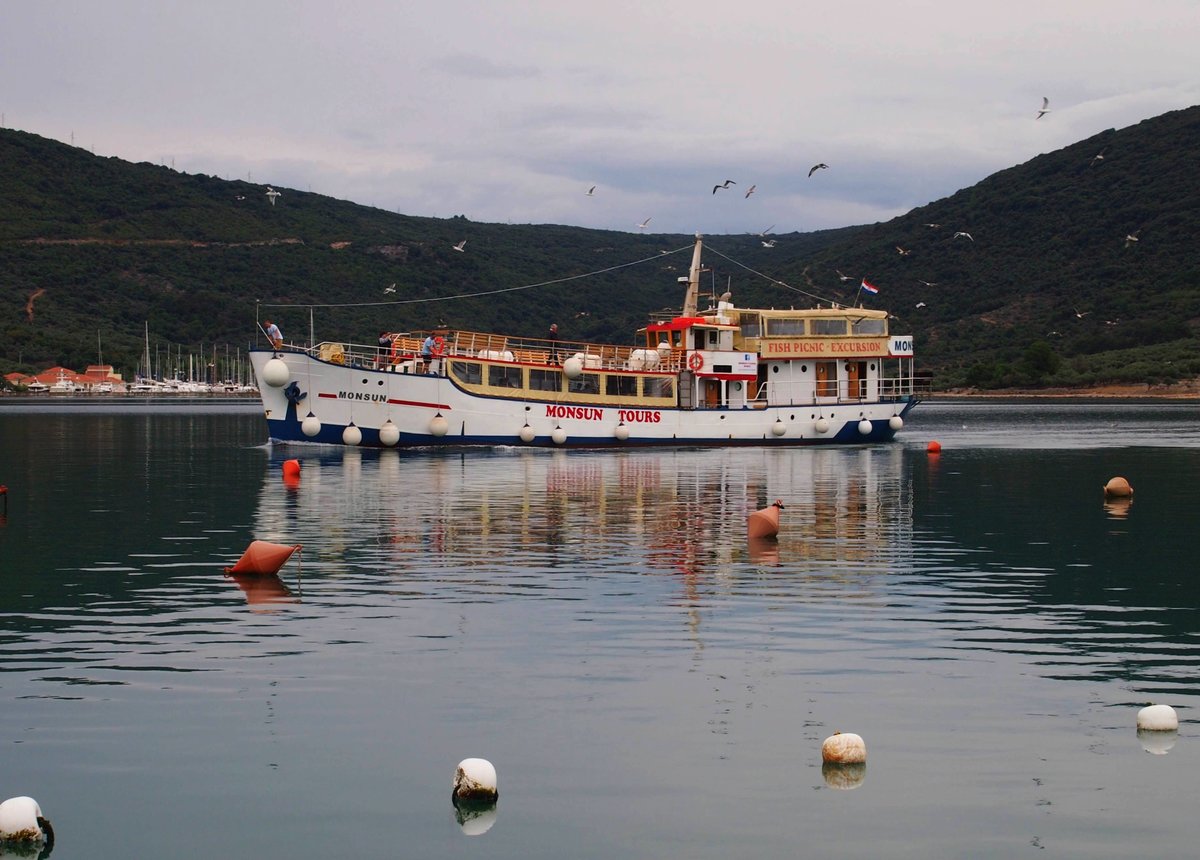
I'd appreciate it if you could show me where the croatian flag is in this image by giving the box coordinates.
[860,278,879,295]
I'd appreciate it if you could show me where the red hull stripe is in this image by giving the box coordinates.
[316,392,450,410]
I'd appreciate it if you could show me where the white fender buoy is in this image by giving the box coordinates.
[378,420,400,447]
[551,426,567,445]
[857,419,872,435]
[301,412,322,437]
[562,355,584,379]
[889,415,904,431]
[1137,704,1179,731]
[0,796,54,848]
[771,419,786,437]
[430,414,449,437]
[261,357,290,387]
[822,731,866,764]
[1104,476,1133,498]
[453,758,498,804]
[814,417,830,434]
[342,422,362,446]
[614,422,630,442]
[519,424,536,443]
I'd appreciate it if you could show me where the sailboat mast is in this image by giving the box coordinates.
[681,234,704,318]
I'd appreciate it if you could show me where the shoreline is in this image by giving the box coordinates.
[928,381,1200,400]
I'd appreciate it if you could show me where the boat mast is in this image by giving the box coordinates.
[681,234,704,318]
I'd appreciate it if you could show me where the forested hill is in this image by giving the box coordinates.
[2,105,1198,389]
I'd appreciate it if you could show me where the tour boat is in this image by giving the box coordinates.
[250,236,918,448]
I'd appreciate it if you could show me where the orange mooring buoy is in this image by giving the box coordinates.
[282,459,301,478]
[224,540,302,576]
[1103,476,1133,498]
[748,500,784,539]
[926,440,942,454]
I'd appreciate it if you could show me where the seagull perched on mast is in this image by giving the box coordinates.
[712,179,736,194]
[1036,97,1051,119]
[808,163,828,177]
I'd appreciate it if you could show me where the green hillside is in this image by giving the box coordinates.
[2,106,1198,389]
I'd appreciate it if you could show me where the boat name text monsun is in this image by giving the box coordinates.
[338,391,388,402]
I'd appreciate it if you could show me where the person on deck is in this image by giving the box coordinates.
[264,320,283,350]
[377,331,393,368]
[547,323,559,364]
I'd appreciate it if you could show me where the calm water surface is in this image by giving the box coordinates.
[2,399,1198,859]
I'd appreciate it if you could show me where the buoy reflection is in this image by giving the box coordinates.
[747,536,780,566]
[225,572,298,608]
[1138,728,1178,755]
[454,799,498,836]
[822,762,867,790]
[1103,497,1132,519]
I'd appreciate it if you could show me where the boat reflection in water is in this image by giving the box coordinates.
[247,445,913,595]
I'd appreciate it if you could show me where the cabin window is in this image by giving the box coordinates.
[568,373,601,394]
[811,318,848,336]
[646,377,674,399]
[739,319,761,338]
[606,375,638,397]
[451,361,482,384]
[766,318,807,336]
[529,368,562,392]
[713,364,732,374]
[851,318,886,335]
[489,365,522,388]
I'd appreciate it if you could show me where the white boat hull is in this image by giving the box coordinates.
[251,350,916,449]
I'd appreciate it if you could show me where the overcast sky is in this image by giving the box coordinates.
[3,1,1197,236]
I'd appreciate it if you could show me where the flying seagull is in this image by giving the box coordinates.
[757,225,774,237]
[265,186,281,205]
[761,239,776,248]
[1090,149,1107,166]
[918,279,938,287]
[384,283,396,294]
[808,163,828,177]
[915,302,927,309]
[712,179,736,194]
[586,185,596,196]
[1073,307,1090,319]
[638,217,652,229]
[453,240,467,252]
[953,231,974,241]
[1124,230,1140,247]
[836,270,854,282]
[924,223,941,228]
[1036,97,1051,119]
[744,184,757,198]
[896,246,912,256]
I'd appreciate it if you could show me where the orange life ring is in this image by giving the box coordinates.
[431,335,446,357]
[687,352,703,371]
